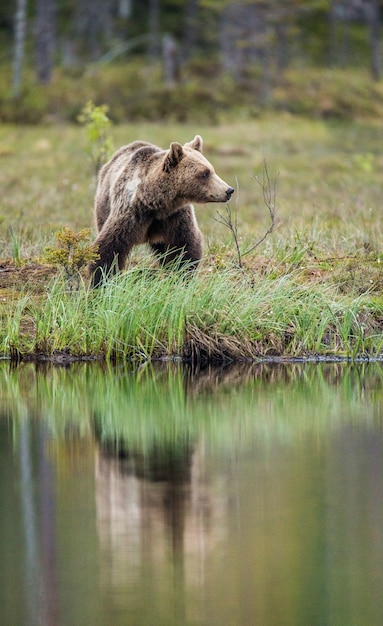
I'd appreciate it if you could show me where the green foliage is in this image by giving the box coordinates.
[43,227,98,289]
[273,67,383,119]
[1,59,383,124]
[77,101,114,175]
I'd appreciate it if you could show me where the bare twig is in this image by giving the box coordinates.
[213,160,279,269]
[242,159,278,258]
[214,202,243,268]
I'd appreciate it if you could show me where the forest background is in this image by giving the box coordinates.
[2,0,383,123]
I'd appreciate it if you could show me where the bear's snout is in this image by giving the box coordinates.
[226,187,235,200]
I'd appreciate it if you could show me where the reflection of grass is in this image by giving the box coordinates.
[2,361,383,452]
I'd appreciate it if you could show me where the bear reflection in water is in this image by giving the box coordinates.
[94,430,228,589]
[98,439,193,549]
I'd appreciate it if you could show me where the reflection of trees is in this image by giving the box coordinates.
[3,360,383,623]
[323,426,383,625]
[0,416,59,626]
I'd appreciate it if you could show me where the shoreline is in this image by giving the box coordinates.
[2,257,383,366]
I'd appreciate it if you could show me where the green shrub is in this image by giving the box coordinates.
[43,227,98,289]
[77,101,114,174]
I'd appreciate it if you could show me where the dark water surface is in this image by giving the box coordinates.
[1,360,383,626]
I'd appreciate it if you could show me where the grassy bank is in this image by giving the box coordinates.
[2,263,383,363]
[1,116,383,363]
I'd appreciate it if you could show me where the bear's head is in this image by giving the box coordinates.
[162,135,234,204]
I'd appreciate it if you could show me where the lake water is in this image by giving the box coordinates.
[1,360,383,626]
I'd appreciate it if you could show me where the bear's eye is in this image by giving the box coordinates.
[201,169,210,179]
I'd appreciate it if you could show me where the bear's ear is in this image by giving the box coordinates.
[163,142,184,172]
[185,135,203,152]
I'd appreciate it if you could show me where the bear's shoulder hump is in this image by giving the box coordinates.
[130,144,162,165]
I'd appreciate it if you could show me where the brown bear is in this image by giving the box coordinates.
[89,135,234,286]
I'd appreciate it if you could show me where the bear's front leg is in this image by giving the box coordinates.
[148,205,203,271]
[89,219,134,287]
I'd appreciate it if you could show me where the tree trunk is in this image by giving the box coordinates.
[163,34,179,87]
[275,23,289,72]
[35,0,56,84]
[183,0,199,61]
[12,0,27,97]
[149,0,160,61]
[364,0,381,80]
[327,1,337,66]
[74,0,112,62]
[220,4,248,79]
[328,1,352,68]
[118,0,132,20]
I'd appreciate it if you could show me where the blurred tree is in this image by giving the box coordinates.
[182,0,199,61]
[216,1,312,101]
[12,0,27,96]
[35,0,56,84]
[2,0,383,108]
[117,0,132,19]
[148,0,160,60]
[363,0,381,80]
[328,0,381,79]
[163,33,179,85]
[74,0,113,61]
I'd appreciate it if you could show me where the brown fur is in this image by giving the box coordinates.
[89,135,234,286]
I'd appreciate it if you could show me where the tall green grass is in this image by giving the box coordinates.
[2,262,383,362]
